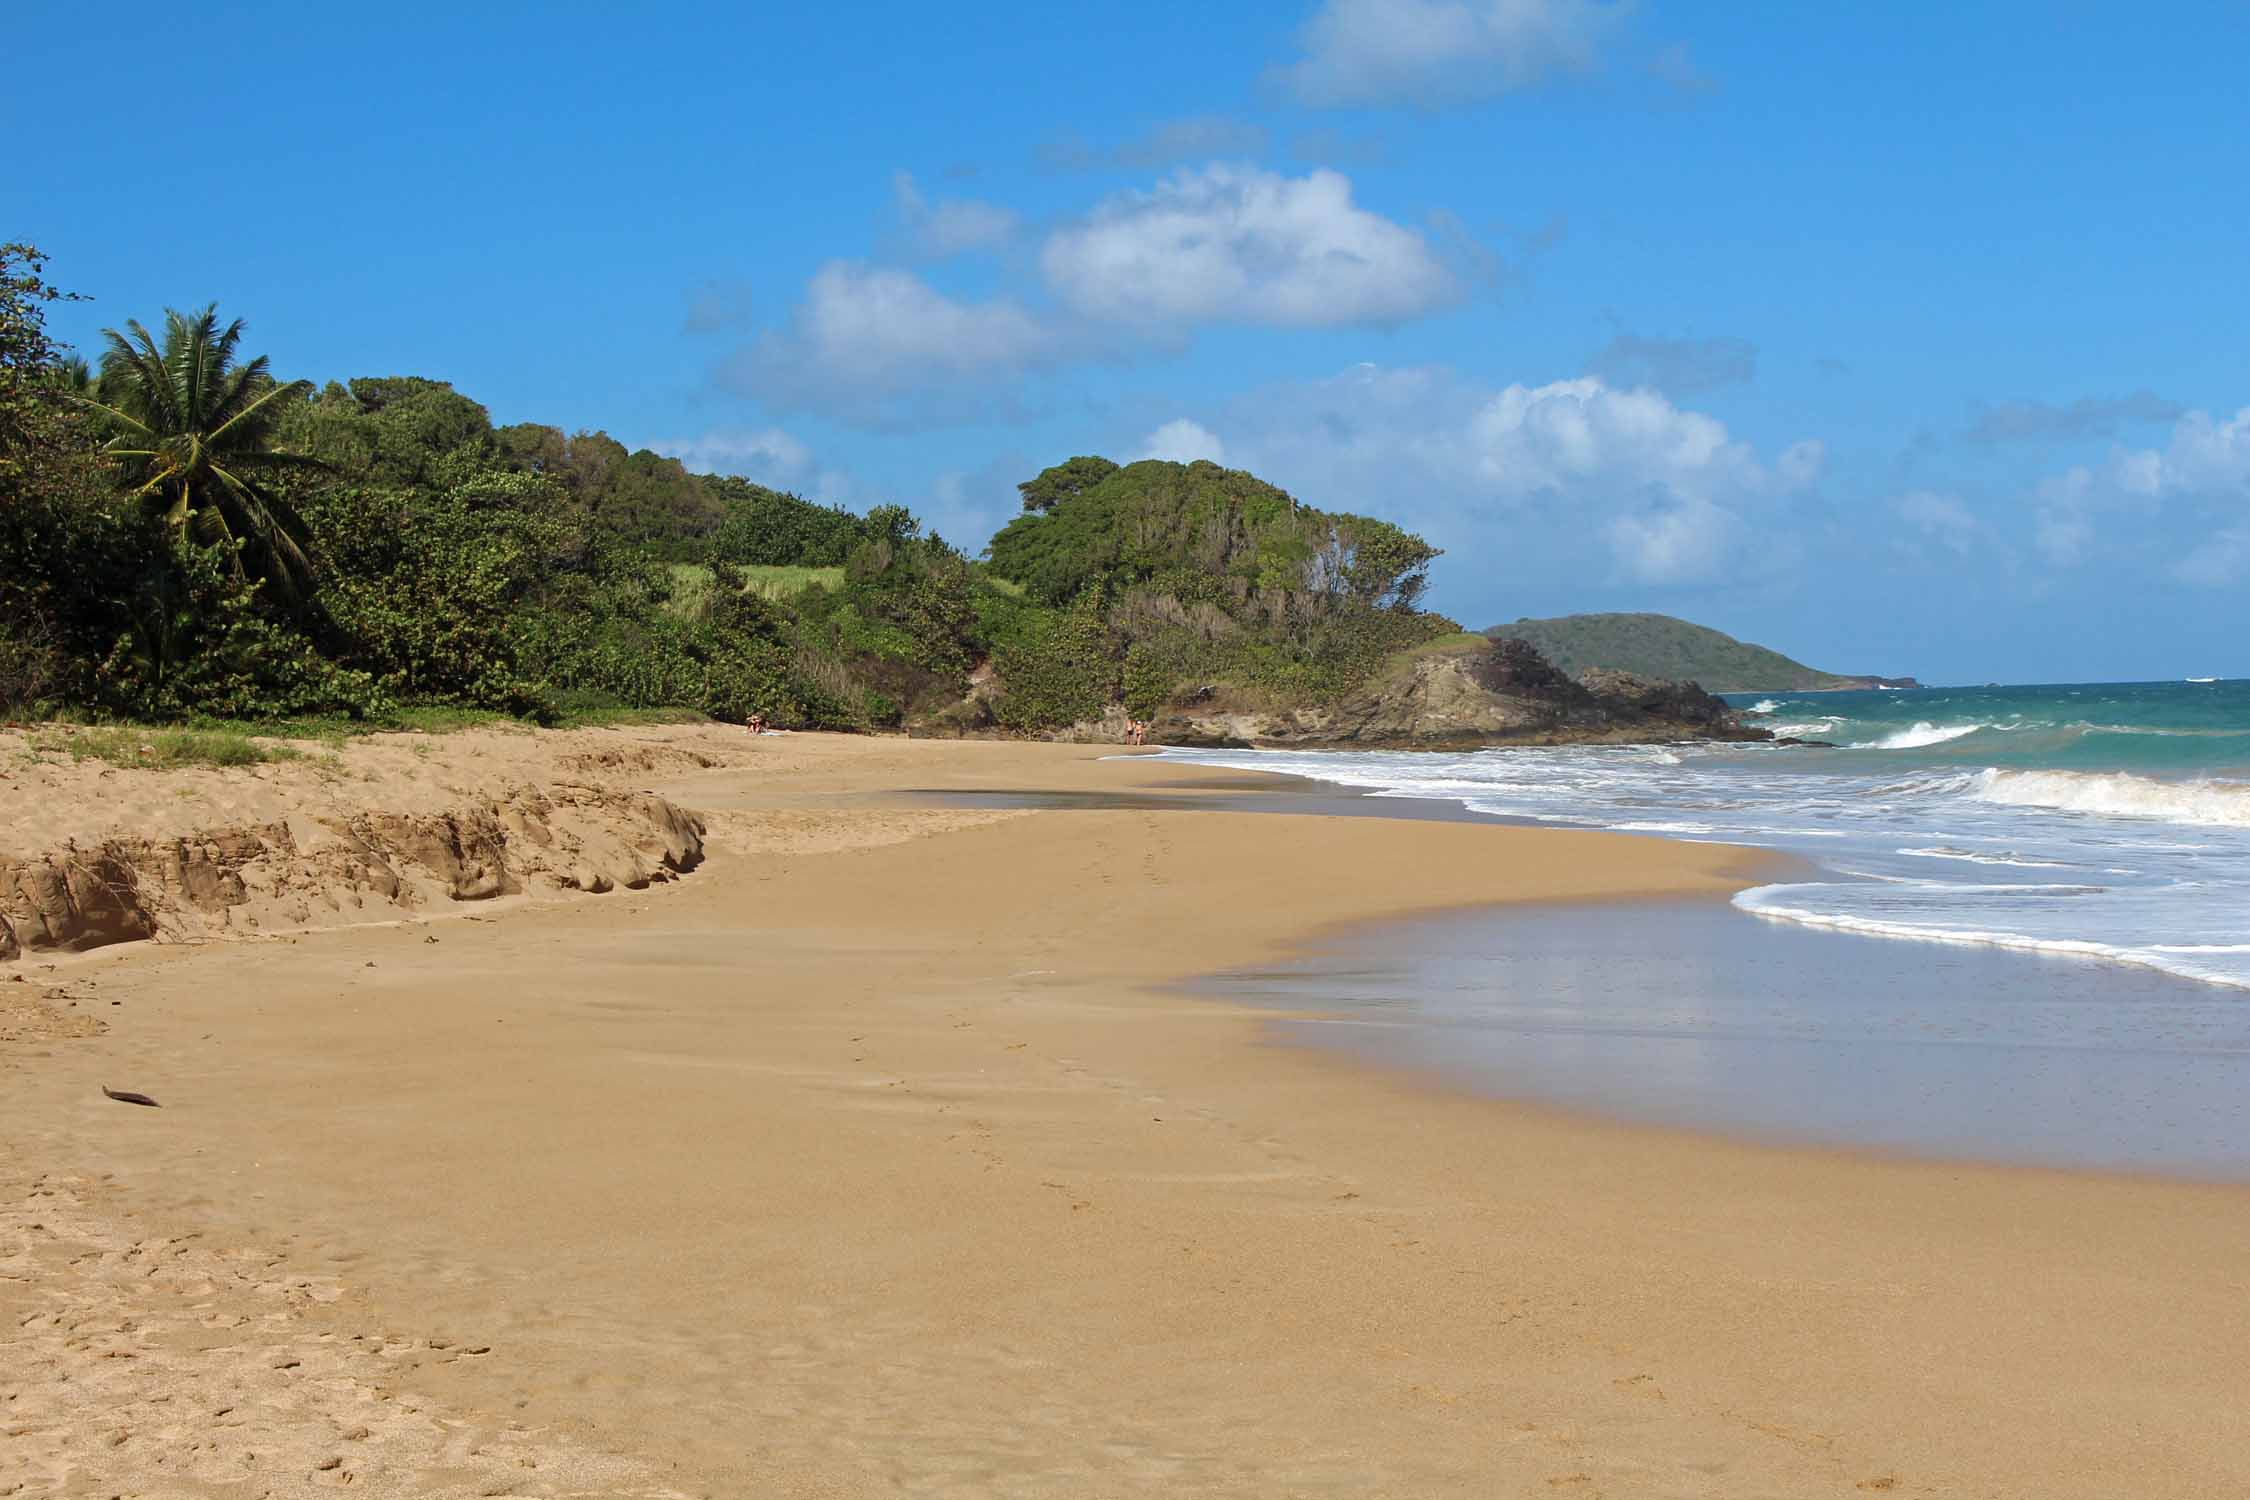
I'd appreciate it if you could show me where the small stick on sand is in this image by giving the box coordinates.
[101,1086,160,1107]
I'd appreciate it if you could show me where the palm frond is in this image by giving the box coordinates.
[206,376,312,449]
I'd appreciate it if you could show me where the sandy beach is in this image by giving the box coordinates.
[6,729,2249,1497]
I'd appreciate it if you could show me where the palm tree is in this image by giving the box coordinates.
[78,305,321,608]
[45,354,94,393]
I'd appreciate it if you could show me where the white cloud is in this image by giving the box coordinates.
[724,261,1055,425]
[1140,419,1228,464]
[892,172,1018,257]
[1150,366,1819,587]
[1040,165,1460,328]
[1895,490,1984,556]
[2032,405,2250,566]
[1464,377,1792,507]
[1605,498,1742,586]
[1277,0,1625,107]
[2160,406,2250,492]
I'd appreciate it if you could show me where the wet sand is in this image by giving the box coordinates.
[7,734,2249,1497]
[1206,898,2250,1179]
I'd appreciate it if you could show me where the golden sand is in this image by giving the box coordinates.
[5,732,2247,1497]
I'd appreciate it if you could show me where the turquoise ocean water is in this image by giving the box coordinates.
[1161,679,2250,990]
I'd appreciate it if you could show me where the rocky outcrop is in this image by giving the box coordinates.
[1121,637,1770,751]
[0,787,704,964]
[0,853,154,959]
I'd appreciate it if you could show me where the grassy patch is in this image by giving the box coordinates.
[667,563,844,615]
[31,726,303,769]
[739,564,844,600]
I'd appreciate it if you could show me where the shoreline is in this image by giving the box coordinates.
[7,733,2249,1497]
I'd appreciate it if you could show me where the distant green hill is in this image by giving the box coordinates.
[1482,613,1890,693]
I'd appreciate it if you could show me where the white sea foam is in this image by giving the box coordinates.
[1732,885,2250,990]
[1746,699,1781,715]
[1156,727,2250,993]
[1852,721,1988,750]
[1969,769,2250,828]
[1898,845,2075,868]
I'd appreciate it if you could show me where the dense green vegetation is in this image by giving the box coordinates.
[1,246,1455,735]
[1484,612,1852,692]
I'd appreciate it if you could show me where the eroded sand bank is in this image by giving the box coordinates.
[6,733,2247,1498]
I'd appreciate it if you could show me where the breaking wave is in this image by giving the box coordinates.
[1969,769,2250,828]
[1853,721,1992,750]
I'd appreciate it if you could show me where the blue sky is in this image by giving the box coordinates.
[14,1,2250,683]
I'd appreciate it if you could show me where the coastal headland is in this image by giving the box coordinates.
[6,728,2247,1497]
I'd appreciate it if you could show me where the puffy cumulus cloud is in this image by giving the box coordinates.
[1158,366,1819,589]
[2042,406,2250,503]
[722,262,1056,427]
[892,172,1018,258]
[1585,332,1757,396]
[1139,418,1228,464]
[1604,499,1743,586]
[1458,377,1816,584]
[2032,405,2250,568]
[1276,0,1625,108]
[2158,406,2250,492]
[1040,165,1461,328]
[1463,377,1792,507]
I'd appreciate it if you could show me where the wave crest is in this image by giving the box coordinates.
[1969,769,2250,828]
[1852,721,1989,750]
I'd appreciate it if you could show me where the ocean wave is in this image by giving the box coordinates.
[1731,885,2250,989]
[1746,699,1780,715]
[1968,769,2250,828]
[1852,721,1991,749]
[1768,718,1841,738]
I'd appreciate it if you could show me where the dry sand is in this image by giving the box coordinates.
[5,731,2248,1497]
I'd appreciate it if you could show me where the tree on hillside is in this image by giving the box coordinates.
[78,305,323,608]
[1016,455,1118,512]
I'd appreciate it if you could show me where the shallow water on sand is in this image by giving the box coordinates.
[1201,901,2250,1179]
